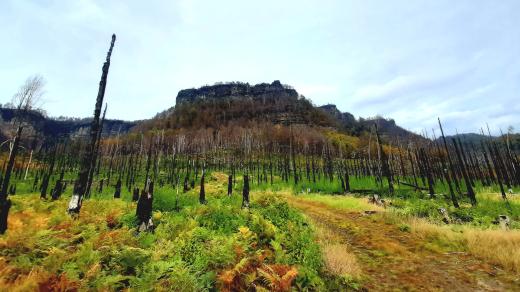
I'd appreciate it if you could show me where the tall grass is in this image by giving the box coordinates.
[409,218,520,273]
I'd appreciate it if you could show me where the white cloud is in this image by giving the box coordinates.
[353,75,419,101]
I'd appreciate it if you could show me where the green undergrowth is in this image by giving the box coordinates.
[0,173,352,291]
[296,193,378,212]
[288,186,520,230]
[390,192,520,229]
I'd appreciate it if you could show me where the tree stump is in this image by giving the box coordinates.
[136,183,154,232]
[498,215,510,230]
[114,179,122,198]
[438,208,450,224]
[369,194,385,207]
[227,174,233,196]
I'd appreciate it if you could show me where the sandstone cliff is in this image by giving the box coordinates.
[176,80,298,105]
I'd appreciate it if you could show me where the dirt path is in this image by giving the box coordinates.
[287,196,520,291]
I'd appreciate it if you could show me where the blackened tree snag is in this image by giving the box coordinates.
[486,139,510,205]
[183,175,189,193]
[114,178,122,198]
[456,137,475,187]
[374,124,394,194]
[0,126,21,234]
[199,169,206,204]
[51,169,65,200]
[136,179,154,232]
[1,75,45,234]
[227,174,233,196]
[132,187,140,202]
[419,148,436,198]
[433,132,459,208]
[40,145,57,199]
[438,118,460,208]
[68,34,116,216]
[452,138,477,206]
[86,103,107,198]
[342,161,351,193]
[242,174,250,208]
[1,126,23,202]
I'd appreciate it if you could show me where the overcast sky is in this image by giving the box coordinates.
[1,0,519,135]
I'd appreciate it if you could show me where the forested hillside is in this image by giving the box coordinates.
[0,107,136,144]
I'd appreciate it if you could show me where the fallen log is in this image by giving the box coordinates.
[397,180,429,191]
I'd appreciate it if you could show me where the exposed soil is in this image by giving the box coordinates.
[287,196,520,291]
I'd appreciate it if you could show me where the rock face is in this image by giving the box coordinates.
[360,117,408,139]
[318,104,423,141]
[176,80,298,104]
[319,104,356,127]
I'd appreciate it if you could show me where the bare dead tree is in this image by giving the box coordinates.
[86,103,107,198]
[374,123,394,195]
[199,168,206,204]
[242,174,250,208]
[1,75,45,234]
[68,34,116,216]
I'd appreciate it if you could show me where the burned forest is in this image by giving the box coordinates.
[2,3,520,290]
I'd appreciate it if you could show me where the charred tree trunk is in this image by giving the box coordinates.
[132,187,140,202]
[41,146,57,199]
[343,162,351,193]
[24,149,33,180]
[227,174,233,196]
[487,140,509,203]
[374,124,394,194]
[242,174,250,208]
[452,138,477,206]
[438,118,460,208]
[199,169,206,204]
[114,178,122,198]
[68,34,116,215]
[136,180,154,232]
[419,148,436,198]
[51,169,65,200]
[0,125,23,234]
[435,141,459,208]
[86,104,107,198]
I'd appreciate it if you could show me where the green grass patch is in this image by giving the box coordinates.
[297,193,378,212]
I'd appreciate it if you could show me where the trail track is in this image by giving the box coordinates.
[287,196,520,291]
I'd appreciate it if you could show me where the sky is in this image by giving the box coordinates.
[1,0,519,135]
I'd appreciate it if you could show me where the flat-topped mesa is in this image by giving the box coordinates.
[176,80,299,105]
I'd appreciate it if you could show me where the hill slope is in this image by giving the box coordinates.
[137,80,422,143]
[0,107,136,142]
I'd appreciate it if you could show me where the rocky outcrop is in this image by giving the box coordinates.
[319,104,356,128]
[176,80,298,104]
[360,116,421,141]
[318,104,423,141]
